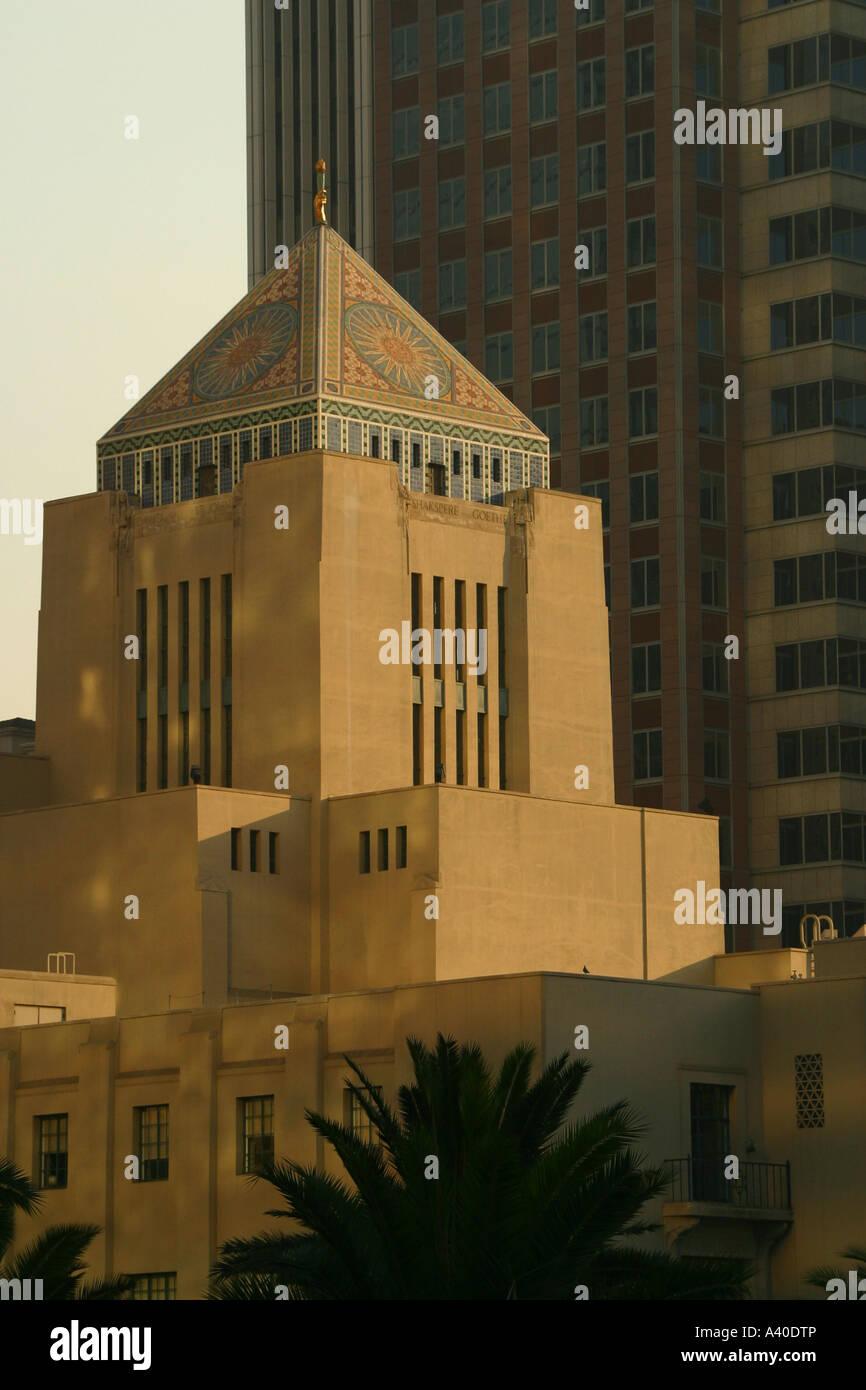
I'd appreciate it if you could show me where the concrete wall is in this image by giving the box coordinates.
[0,970,116,1028]
[0,787,306,1015]
[0,753,50,812]
[1,969,851,1300]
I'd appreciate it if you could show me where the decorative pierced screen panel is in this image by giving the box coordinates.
[795,1053,825,1128]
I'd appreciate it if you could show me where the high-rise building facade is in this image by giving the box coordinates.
[246,0,866,951]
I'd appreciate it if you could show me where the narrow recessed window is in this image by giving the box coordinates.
[359,830,371,873]
[134,1104,169,1182]
[231,827,242,871]
[131,1273,177,1301]
[269,832,279,874]
[396,825,407,869]
[37,1114,68,1189]
[237,1095,274,1174]
[250,829,260,872]
[378,828,389,870]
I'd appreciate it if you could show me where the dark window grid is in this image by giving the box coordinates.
[240,1096,275,1174]
[135,1105,169,1182]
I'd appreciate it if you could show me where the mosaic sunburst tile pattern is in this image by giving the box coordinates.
[193,305,298,400]
[98,223,548,476]
[344,303,452,399]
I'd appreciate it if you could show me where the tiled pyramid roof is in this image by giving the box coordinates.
[99,224,546,452]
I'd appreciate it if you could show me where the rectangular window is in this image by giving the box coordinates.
[484,249,513,301]
[530,70,558,123]
[268,832,279,874]
[625,45,655,98]
[695,43,721,97]
[625,130,655,183]
[136,588,147,792]
[529,0,557,37]
[699,471,726,523]
[346,1087,383,1145]
[485,332,514,381]
[439,259,467,311]
[578,142,607,195]
[704,729,731,780]
[157,585,168,789]
[580,396,609,448]
[629,471,659,523]
[437,95,465,147]
[437,12,464,64]
[238,1096,274,1175]
[530,153,559,207]
[483,82,511,135]
[532,405,561,453]
[392,23,419,77]
[632,642,662,694]
[230,827,242,871]
[630,556,660,608]
[134,1105,169,1183]
[697,216,723,268]
[249,828,260,872]
[483,165,512,219]
[531,322,560,374]
[581,480,610,529]
[394,270,421,311]
[702,643,729,694]
[530,237,559,289]
[627,216,656,268]
[697,301,724,354]
[628,387,658,438]
[577,0,605,24]
[396,825,407,869]
[131,1273,177,1301]
[633,729,663,780]
[378,827,389,871]
[392,107,420,159]
[696,145,722,183]
[701,555,727,608]
[579,227,607,278]
[359,830,371,873]
[482,0,510,52]
[627,301,657,353]
[37,1114,68,1190]
[394,187,420,240]
[699,386,725,438]
[438,177,466,230]
[577,58,606,111]
[579,311,608,363]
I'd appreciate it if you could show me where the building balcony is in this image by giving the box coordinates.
[661,1158,794,1294]
[663,1157,792,1212]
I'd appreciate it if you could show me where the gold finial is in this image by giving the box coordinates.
[314,158,327,224]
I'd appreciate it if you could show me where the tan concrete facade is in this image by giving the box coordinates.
[1,956,863,1299]
[0,438,724,1015]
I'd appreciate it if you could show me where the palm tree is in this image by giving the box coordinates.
[806,1243,866,1296]
[210,1035,751,1300]
[0,1157,133,1300]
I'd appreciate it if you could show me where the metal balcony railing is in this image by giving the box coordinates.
[663,1157,791,1210]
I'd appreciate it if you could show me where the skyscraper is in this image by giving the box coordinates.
[246,0,866,950]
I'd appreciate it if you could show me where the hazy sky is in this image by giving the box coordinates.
[0,0,245,717]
